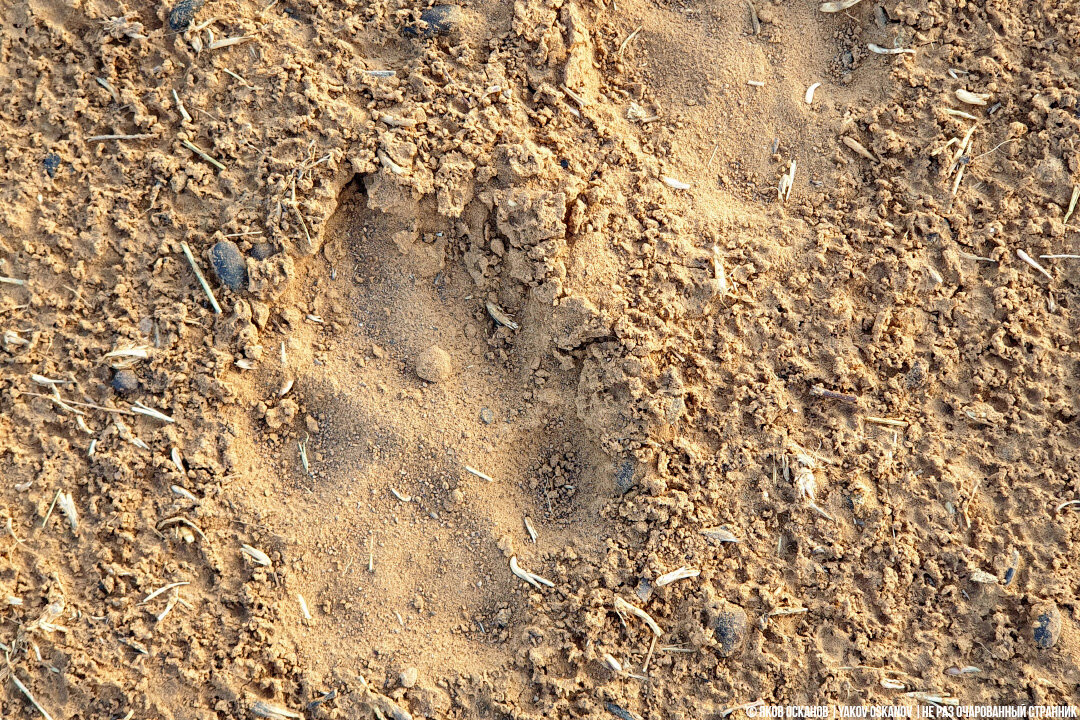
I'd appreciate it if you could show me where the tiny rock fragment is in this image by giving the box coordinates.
[209,240,249,291]
[969,569,998,584]
[43,153,61,177]
[399,667,418,688]
[415,345,453,382]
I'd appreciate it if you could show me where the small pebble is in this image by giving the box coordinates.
[711,600,749,657]
[111,369,139,395]
[614,459,636,494]
[43,153,61,178]
[415,345,452,383]
[399,667,418,688]
[168,0,202,31]
[402,5,462,37]
[634,578,653,604]
[1033,604,1062,649]
[248,241,278,261]
[479,407,494,424]
[209,240,248,291]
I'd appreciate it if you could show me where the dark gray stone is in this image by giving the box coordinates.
[168,0,202,32]
[209,240,248,291]
[1033,604,1062,649]
[248,242,278,260]
[111,369,139,395]
[403,5,461,38]
[712,600,749,657]
[615,459,636,494]
[43,153,61,178]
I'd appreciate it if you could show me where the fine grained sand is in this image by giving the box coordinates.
[2,0,1079,717]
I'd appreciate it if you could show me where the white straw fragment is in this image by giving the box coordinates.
[661,176,691,190]
[805,83,821,104]
[868,43,915,55]
[131,401,175,423]
[955,88,990,106]
[819,0,863,11]
[140,581,190,605]
[241,544,272,567]
[747,80,765,87]
[180,242,223,314]
[614,596,663,636]
[465,465,493,482]
[1016,249,1053,281]
[509,556,554,589]
[297,593,312,620]
[655,566,700,587]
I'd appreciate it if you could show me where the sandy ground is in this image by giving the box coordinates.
[2,0,1080,717]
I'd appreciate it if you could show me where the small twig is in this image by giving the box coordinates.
[41,489,62,529]
[88,133,155,142]
[465,465,493,482]
[10,672,56,720]
[17,391,135,415]
[180,242,223,314]
[139,581,190,605]
[180,139,227,171]
[172,89,192,123]
[617,25,642,57]
[864,416,909,428]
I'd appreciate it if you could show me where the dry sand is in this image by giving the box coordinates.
[2,0,1080,717]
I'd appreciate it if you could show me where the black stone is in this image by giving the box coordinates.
[111,369,139,395]
[1033,605,1062,649]
[614,459,636,494]
[402,5,461,38]
[43,153,61,178]
[209,240,248,291]
[168,0,203,32]
[712,600,749,657]
[248,242,278,261]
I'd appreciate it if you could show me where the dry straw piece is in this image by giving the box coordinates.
[955,88,991,106]
[819,0,863,11]
[614,596,663,636]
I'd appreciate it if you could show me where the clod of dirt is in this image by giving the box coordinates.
[1033,604,1062,649]
[209,240,248,291]
[710,600,750,657]
[415,345,453,383]
[111,369,139,395]
[399,666,418,688]
[43,153,60,178]
[249,242,279,261]
[402,5,462,38]
[167,0,202,31]
[479,407,494,424]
